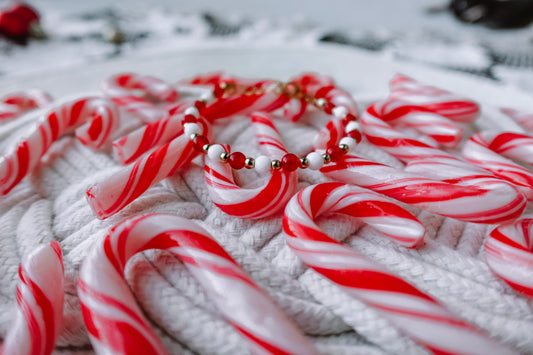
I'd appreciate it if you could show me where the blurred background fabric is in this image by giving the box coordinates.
[1,0,532,90]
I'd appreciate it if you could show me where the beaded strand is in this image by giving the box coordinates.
[183,81,362,173]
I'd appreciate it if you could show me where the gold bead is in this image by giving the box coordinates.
[300,157,309,169]
[339,144,350,153]
[202,144,211,153]
[189,133,199,141]
[245,157,255,169]
[271,160,282,170]
[220,151,230,162]
[322,153,331,164]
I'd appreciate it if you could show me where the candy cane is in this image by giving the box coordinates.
[289,73,359,150]
[113,101,197,164]
[371,74,480,148]
[204,112,298,219]
[485,219,533,298]
[0,97,118,195]
[102,73,179,103]
[200,81,289,121]
[361,104,526,224]
[0,90,52,121]
[501,108,533,133]
[283,182,516,354]
[462,131,533,200]
[87,118,211,219]
[321,154,524,224]
[110,96,167,124]
[389,74,479,123]
[79,214,318,355]
[1,241,64,355]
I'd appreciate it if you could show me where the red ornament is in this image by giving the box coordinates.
[0,2,41,43]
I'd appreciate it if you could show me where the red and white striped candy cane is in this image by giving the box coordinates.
[0,97,119,195]
[113,101,195,164]
[200,80,289,121]
[485,219,533,298]
[372,74,480,148]
[205,112,298,219]
[110,96,167,124]
[462,131,533,200]
[1,241,64,355]
[102,73,179,103]
[0,90,52,121]
[288,73,359,150]
[501,108,533,133]
[79,214,318,355]
[284,182,516,354]
[87,118,211,219]
[360,106,526,223]
[389,74,480,123]
[321,154,524,224]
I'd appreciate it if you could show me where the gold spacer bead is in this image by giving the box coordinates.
[202,144,211,153]
[322,153,331,164]
[220,151,230,162]
[189,133,199,141]
[271,159,282,170]
[300,157,309,169]
[244,157,255,169]
[339,144,350,153]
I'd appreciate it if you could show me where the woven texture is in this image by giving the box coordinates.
[1,83,533,355]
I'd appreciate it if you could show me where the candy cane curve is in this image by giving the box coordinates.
[320,154,525,224]
[1,241,64,355]
[283,182,517,355]
[110,96,167,124]
[389,74,480,123]
[102,73,179,103]
[501,107,533,133]
[87,118,211,219]
[204,112,298,219]
[462,131,533,200]
[0,97,119,195]
[78,213,318,355]
[485,219,533,298]
[373,74,481,148]
[0,90,53,121]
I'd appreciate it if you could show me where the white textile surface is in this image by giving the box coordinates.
[0,44,533,355]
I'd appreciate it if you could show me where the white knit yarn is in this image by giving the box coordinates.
[1,91,532,355]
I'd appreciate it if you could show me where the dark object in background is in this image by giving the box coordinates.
[0,2,45,44]
[450,0,533,28]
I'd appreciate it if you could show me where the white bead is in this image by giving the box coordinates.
[207,144,225,161]
[255,155,271,173]
[307,152,324,170]
[345,121,360,133]
[340,137,356,151]
[184,106,199,117]
[184,122,201,136]
[200,91,214,102]
[332,106,348,119]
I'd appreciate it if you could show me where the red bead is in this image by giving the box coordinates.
[347,130,362,142]
[323,102,335,114]
[194,100,206,110]
[228,152,246,169]
[192,135,209,151]
[213,85,225,98]
[281,153,300,172]
[345,113,357,121]
[182,114,197,124]
[326,146,343,162]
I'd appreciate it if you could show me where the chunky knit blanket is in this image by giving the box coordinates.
[1,45,532,355]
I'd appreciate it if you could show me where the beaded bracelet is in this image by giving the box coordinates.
[181,80,362,173]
